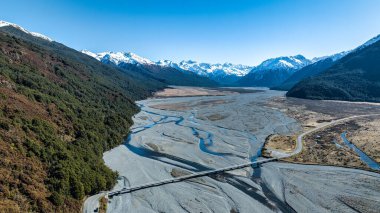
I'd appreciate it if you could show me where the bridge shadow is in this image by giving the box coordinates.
[124,142,211,172]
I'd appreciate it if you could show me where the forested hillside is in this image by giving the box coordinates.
[287,40,380,102]
[0,26,165,212]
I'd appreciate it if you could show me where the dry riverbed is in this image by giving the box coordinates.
[84,88,380,213]
[154,86,264,98]
[103,88,301,213]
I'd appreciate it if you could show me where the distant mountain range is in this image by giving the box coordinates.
[159,60,252,84]
[82,51,321,87]
[81,51,219,87]
[85,32,380,103]
[84,33,380,90]
[82,51,253,84]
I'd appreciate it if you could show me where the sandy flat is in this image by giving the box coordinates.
[153,86,235,97]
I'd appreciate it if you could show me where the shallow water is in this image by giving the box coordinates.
[129,103,230,157]
[341,132,380,170]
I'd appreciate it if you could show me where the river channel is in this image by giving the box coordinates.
[103,89,301,212]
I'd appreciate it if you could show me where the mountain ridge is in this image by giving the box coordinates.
[276,33,380,91]
[82,50,252,84]
[287,37,380,102]
[0,20,53,41]
[82,51,219,87]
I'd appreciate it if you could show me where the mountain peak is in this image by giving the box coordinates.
[0,20,53,42]
[255,55,311,71]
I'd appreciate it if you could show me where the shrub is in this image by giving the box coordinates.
[49,192,64,206]
[0,121,10,130]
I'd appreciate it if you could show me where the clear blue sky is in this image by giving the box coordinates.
[2,0,380,65]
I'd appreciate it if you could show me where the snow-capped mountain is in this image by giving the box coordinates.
[236,55,311,87]
[81,51,154,65]
[81,51,219,86]
[156,59,253,84]
[0,20,53,42]
[162,60,252,77]
[82,50,253,84]
[253,55,311,72]
[82,32,380,87]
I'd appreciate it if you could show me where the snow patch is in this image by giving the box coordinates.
[0,20,53,42]
[30,32,53,42]
[279,60,294,68]
[360,34,380,49]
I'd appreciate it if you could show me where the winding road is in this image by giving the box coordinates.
[292,114,380,157]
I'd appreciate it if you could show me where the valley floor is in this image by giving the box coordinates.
[84,87,380,213]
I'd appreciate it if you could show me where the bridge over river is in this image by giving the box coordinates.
[108,158,278,197]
